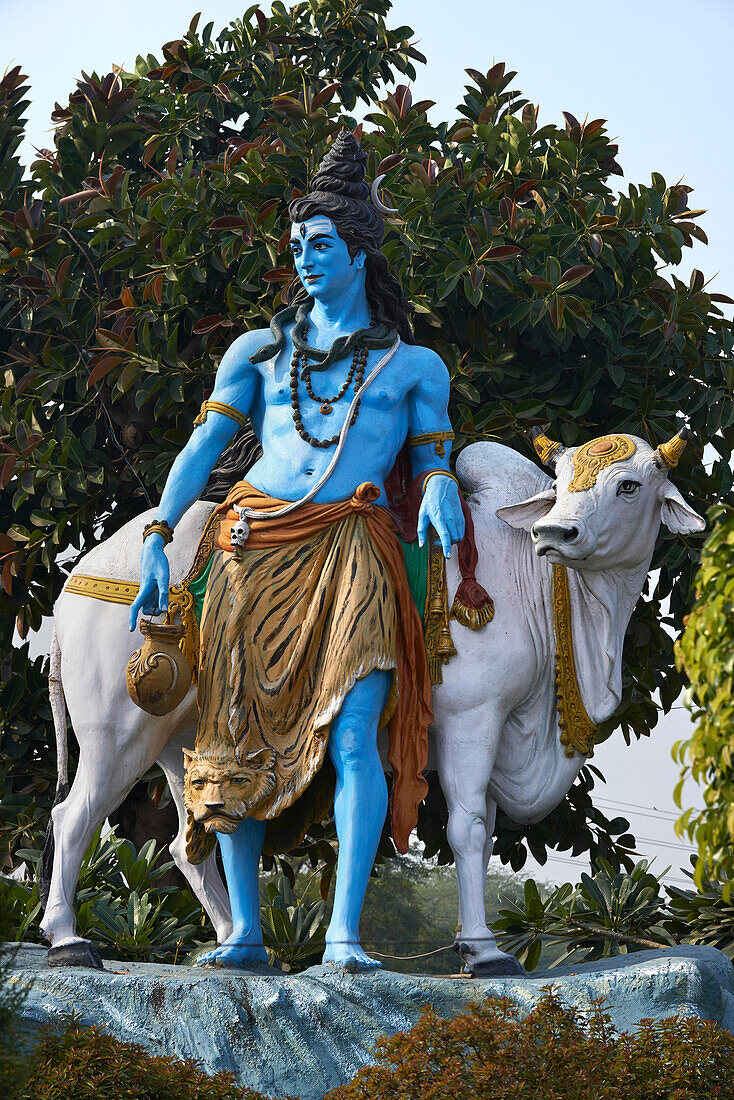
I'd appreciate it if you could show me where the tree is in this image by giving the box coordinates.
[1,0,732,878]
[674,505,734,890]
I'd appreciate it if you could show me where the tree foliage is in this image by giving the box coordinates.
[674,505,734,889]
[1,0,732,873]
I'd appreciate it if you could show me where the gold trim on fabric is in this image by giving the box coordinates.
[553,563,598,757]
[423,536,457,685]
[193,400,250,431]
[568,435,636,493]
[408,430,455,457]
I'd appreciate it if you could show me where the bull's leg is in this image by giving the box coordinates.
[156,735,233,945]
[40,756,139,966]
[437,705,524,977]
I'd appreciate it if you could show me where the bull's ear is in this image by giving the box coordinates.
[660,482,705,535]
[496,489,556,531]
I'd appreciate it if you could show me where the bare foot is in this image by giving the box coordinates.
[196,935,269,969]
[323,937,382,972]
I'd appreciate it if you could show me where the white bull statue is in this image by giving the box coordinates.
[39,427,703,973]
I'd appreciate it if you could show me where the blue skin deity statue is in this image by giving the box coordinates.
[130,215,464,970]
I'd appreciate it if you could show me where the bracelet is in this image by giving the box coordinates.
[421,470,461,496]
[408,430,455,457]
[143,520,174,546]
[193,400,249,431]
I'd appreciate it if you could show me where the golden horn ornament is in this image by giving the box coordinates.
[530,427,563,467]
[656,426,690,468]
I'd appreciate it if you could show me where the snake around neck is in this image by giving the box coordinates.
[248,300,398,372]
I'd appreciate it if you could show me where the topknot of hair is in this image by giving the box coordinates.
[307,130,369,201]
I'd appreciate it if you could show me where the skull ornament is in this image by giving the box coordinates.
[230,505,250,549]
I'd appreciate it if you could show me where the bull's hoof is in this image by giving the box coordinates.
[453,941,525,978]
[467,954,526,978]
[48,941,105,970]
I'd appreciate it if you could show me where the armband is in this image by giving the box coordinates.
[421,470,461,496]
[193,400,249,431]
[143,520,174,546]
[408,430,455,458]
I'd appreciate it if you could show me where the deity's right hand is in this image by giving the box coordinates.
[129,536,170,631]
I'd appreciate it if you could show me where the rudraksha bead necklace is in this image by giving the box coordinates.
[290,339,368,449]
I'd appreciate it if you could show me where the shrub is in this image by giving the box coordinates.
[327,992,734,1100]
[24,1017,276,1100]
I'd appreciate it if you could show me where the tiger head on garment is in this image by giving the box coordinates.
[182,747,276,864]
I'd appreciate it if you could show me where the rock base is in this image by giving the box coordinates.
[10,943,734,1099]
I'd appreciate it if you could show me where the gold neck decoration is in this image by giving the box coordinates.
[568,434,636,493]
[552,563,598,757]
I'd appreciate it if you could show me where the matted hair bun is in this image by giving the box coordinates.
[307,130,370,201]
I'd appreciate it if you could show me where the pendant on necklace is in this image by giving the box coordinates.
[320,403,333,415]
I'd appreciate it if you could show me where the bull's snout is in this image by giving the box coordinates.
[531,520,583,557]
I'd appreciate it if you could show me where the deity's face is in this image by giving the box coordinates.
[289,216,366,302]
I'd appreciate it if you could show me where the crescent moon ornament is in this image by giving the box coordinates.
[370,175,398,215]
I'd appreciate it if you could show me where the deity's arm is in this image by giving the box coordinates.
[154,331,263,529]
[406,348,465,557]
[406,347,455,479]
[129,331,263,629]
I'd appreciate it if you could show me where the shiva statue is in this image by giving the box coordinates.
[129,131,468,971]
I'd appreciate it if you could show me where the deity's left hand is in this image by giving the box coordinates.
[417,474,465,558]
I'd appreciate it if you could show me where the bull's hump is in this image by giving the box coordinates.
[457,442,550,505]
[66,500,216,585]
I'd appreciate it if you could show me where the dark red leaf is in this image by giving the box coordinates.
[663,320,678,341]
[311,82,340,110]
[480,245,523,262]
[559,264,593,287]
[210,215,248,230]
[589,234,603,257]
[87,355,125,388]
[514,179,538,199]
[262,268,293,283]
[255,8,267,33]
[192,315,223,334]
[376,153,403,176]
[710,293,734,304]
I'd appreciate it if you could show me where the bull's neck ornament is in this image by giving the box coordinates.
[552,564,597,757]
[568,435,636,493]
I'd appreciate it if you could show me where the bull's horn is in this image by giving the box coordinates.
[370,175,398,215]
[655,424,690,468]
[530,426,565,469]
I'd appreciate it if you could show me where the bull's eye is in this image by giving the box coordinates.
[617,479,641,496]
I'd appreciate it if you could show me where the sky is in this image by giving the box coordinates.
[3,0,732,887]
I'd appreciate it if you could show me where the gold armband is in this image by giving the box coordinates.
[408,430,455,458]
[421,470,461,496]
[193,400,249,431]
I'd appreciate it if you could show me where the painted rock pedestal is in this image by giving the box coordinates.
[11,944,734,1100]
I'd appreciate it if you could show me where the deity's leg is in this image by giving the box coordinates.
[323,668,391,971]
[196,816,268,968]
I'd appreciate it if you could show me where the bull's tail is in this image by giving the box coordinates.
[39,626,69,907]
